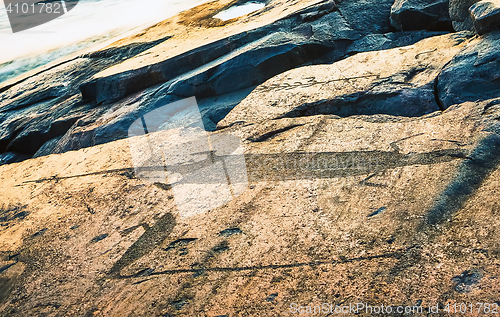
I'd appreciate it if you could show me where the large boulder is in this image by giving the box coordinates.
[164,31,341,99]
[80,0,343,105]
[336,0,395,33]
[1,95,500,315]
[470,0,500,34]
[218,32,470,128]
[0,38,171,159]
[437,30,500,108]
[390,0,453,31]
[0,0,343,162]
[34,2,431,155]
[449,0,481,30]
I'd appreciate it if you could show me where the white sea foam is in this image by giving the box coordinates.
[0,0,209,83]
[213,2,264,21]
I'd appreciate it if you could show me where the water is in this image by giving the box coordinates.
[213,2,264,21]
[0,0,209,84]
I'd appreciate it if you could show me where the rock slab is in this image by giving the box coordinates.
[390,0,453,31]
[218,32,470,128]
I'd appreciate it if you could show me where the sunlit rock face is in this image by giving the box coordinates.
[1,92,500,316]
[1,0,500,315]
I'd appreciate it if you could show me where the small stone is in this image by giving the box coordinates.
[452,269,482,293]
[218,228,243,237]
[266,293,278,302]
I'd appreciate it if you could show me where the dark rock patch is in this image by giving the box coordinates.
[218,228,243,237]
[164,238,198,251]
[153,182,173,191]
[277,83,441,119]
[336,0,395,34]
[171,298,189,310]
[13,211,27,220]
[265,293,278,302]
[33,136,63,158]
[391,0,453,31]
[452,269,482,292]
[90,233,108,243]
[0,204,29,223]
[345,31,447,56]
[0,152,30,165]
[248,124,304,142]
[211,241,230,253]
[0,263,15,275]
[368,207,387,217]
[31,228,47,239]
[134,268,155,277]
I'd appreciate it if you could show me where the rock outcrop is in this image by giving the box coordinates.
[390,0,453,31]
[0,0,408,161]
[79,0,345,105]
[218,32,470,128]
[1,1,500,315]
[437,30,500,107]
[0,37,171,158]
[0,0,333,162]
[1,95,500,316]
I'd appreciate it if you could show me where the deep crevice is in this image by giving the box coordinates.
[1,95,60,114]
[116,246,415,278]
[433,73,445,111]
[248,124,304,142]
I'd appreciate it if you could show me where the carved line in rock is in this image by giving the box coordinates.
[115,246,414,279]
[253,74,381,93]
[16,148,469,186]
